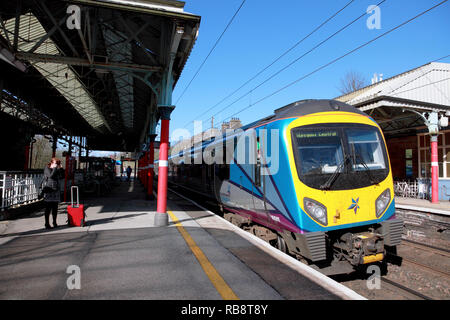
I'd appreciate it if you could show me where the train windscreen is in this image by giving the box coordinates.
[347,128,386,171]
[291,124,389,190]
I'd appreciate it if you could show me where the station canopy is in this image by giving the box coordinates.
[336,62,450,137]
[0,0,200,151]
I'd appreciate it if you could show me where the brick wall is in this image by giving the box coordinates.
[386,135,418,180]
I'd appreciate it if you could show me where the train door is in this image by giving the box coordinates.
[252,130,269,222]
[211,139,224,202]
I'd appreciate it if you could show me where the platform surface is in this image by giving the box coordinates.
[395,197,450,215]
[0,180,356,300]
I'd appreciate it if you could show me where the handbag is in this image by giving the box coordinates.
[41,176,58,193]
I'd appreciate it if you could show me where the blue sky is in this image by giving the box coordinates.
[166,0,450,140]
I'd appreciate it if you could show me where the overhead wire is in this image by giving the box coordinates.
[174,0,247,105]
[182,0,356,129]
[207,0,388,125]
[220,0,449,123]
[433,54,450,62]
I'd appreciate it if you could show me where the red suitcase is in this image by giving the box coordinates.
[67,186,86,227]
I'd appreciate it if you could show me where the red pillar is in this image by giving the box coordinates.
[143,152,148,188]
[141,157,144,183]
[154,105,174,226]
[147,136,156,200]
[63,154,69,202]
[157,119,170,213]
[140,157,144,183]
[24,145,30,170]
[138,157,142,183]
[431,135,439,203]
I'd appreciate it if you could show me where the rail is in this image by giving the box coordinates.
[0,170,44,210]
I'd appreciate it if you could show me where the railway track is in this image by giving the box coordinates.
[394,254,450,279]
[401,238,450,256]
[380,277,433,300]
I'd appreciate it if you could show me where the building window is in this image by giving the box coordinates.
[418,131,449,179]
[405,149,413,178]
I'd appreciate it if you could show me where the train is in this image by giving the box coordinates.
[156,99,403,274]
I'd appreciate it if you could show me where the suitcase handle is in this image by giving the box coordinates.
[71,186,79,208]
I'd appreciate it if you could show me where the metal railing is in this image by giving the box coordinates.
[0,170,44,210]
[394,179,430,199]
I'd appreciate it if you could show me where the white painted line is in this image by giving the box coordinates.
[168,188,367,300]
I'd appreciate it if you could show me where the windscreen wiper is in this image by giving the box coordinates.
[319,154,350,190]
[351,144,377,184]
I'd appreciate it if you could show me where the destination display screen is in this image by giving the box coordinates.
[296,131,338,139]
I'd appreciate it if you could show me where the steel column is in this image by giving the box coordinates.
[431,135,439,203]
[156,121,169,211]
[52,135,57,158]
[63,154,69,203]
[154,106,174,226]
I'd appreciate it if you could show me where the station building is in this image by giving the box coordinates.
[336,62,450,201]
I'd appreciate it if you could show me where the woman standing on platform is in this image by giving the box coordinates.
[42,158,63,229]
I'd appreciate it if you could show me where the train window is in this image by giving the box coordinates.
[347,128,386,170]
[405,149,413,178]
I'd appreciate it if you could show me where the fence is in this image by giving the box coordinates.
[394,179,430,199]
[0,170,44,210]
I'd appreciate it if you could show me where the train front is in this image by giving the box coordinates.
[283,110,403,271]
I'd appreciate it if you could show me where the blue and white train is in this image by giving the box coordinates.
[158,99,403,274]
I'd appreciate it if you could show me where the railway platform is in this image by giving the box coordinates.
[0,180,364,300]
[395,197,450,215]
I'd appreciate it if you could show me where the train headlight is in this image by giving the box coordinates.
[304,198,328,226]
[375,189,391,218]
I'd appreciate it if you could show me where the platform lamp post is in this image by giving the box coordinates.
[404,110,448,203]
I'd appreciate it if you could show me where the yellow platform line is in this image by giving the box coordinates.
[167,209,239,300]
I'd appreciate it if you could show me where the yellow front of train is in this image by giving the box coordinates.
[285,111,399,267]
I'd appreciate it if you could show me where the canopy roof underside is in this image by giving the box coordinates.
[0,0,200,151]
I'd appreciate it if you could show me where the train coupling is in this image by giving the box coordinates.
[336,231,385,266]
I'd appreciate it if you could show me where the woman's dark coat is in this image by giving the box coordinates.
[43,167,63,202]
